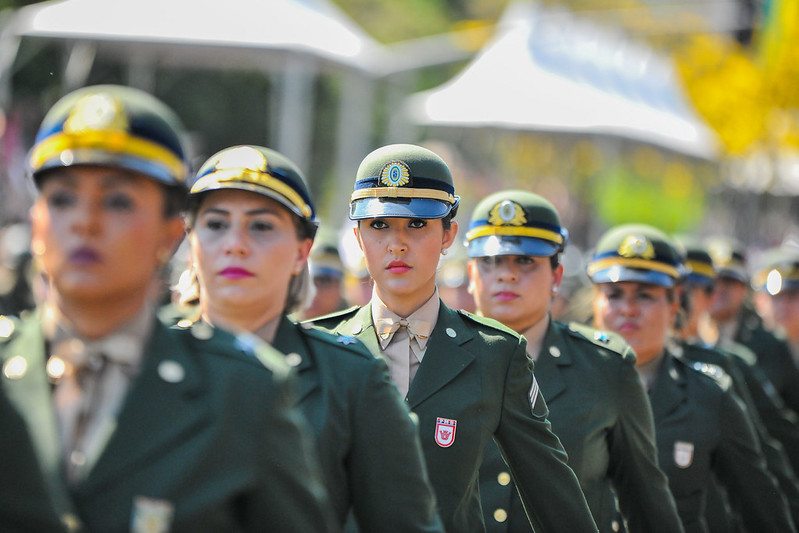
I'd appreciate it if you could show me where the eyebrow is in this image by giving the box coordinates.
[201,206,280,217]
[49,169,140,189]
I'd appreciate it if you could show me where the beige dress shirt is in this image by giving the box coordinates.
[371,289,439,398]
[43,304,152,482]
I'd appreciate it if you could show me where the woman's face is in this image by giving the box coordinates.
[467,255,562,333]
[592,281,677,364]
[30,166,183,307]
[354,216,457,312]
[189,189,312,323]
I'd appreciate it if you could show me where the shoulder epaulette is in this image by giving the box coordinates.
[565,322,634,360]
[231,332,292,379]
[295,322,371,359]
[305,306,361,329]
[688,360,732,391]
[456,309,520,338]
[173,320,291,378]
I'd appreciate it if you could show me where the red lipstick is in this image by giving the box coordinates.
[219,267,255,279]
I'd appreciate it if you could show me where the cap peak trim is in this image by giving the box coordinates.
[350,187,456,204]
[587,257,681,278]
[466,225,563,244]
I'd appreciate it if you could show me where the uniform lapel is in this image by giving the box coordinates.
[407,305,475,409]
[1,314,76,519]
[340,304,383,361]
[650,352,686,423]
[76,321,210,495]
[534,322,571,404]
[273,316,319,404]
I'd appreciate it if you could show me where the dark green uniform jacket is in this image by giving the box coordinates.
[651,348,795,533]
[272,316,443,532]
[735,305,799,417]
[0,312,337,533]
[313,302,598,533]
[677,340,799,530]
[480,321,683,533]
[0,385,64,532]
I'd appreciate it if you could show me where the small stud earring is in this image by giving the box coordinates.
[441,248,449,256]
[552,285,560,294]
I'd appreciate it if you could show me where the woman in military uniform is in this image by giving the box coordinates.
[588,224,794,533]
[183,144,443,532]
[464,190,683,533]
[1,85,335,532]
[312,144,598,533]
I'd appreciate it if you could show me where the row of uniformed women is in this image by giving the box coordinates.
[1,84,600,532]
[2,83,793,533]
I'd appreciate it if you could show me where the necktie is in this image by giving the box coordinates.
[51,336,138,483]
[375,318,432,397]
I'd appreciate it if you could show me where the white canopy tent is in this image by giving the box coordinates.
[406,1,719,160]
[1,0,389,214]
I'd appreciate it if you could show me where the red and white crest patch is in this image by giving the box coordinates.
[674,441,694,468]
[435,417,457,448]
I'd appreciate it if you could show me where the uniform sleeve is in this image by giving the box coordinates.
[348,358,444,532]
[713,388,797,533]
[494,337,599,533]
[606,355,684,533]
[246,371,340,533]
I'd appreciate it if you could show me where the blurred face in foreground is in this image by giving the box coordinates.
[354,216,457,316]
[467,254,562,333]
[592,281,677,365]
[190,189,312,327]
[31,166,183,310]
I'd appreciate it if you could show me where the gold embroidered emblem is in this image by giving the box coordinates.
[488,200,526,226]
[618,235,655,259]
[215,146,268,173]
[379,160,411,187]
[64,93,128,133]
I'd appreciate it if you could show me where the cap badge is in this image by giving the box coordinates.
[380,160,411,187]
[215,145,268,173]
[488,200,526,226]
[618,235,655,259]
[708,242,733,266]
[435,417,457,448]
[64,93,128,134]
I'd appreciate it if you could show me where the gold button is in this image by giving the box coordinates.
[0,316,15,338]
[285,353,302,367]
[612,520,620,532]
[176,319,193,328]
[493,509,508,523]
[497,472,511,486]
[549,346,561,358]
[3,355,27,379]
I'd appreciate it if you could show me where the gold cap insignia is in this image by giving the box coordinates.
[379,160,411,187]
[618,235,655,259]
[215,146,268,173]
[488,200,526,226]
[708,242,733,266]
[64,93,128,134]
